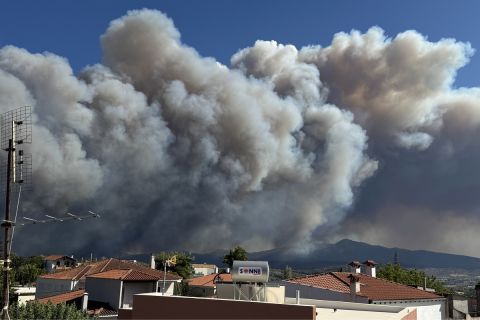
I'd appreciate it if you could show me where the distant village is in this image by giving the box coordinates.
[5,248,480,320]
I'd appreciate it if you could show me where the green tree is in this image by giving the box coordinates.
[10,254,46,285]
[10,302,89,320]
[377,264,451,295]
[155,251,194,279]
[283,265,293,279]
[17,264,44,286]
[223,246,247,268]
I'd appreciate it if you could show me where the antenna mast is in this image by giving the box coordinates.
[0,107,32,320]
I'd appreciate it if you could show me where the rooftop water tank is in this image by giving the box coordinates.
[231,260,269,283]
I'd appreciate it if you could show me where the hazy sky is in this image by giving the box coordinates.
[1,1,480,258]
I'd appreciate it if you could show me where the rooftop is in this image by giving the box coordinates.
[288,272,443,301]
[44,255,75,261]
[87,268,164,281]
[39,258,181,281]
[187,273,233,288]
[36,289,85,305]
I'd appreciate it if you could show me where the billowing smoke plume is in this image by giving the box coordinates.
[1,9,479,256]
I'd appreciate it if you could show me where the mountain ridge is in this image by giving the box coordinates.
[123,239,480,270]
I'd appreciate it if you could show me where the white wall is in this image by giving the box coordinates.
[85,278,122,310]
[193,267,216,276]
[373,299,446,320]
[216,283,285,303]
[315,307,412,320]
[274,281,369,304]
[35,278,74,298]
[157,280,177,296]
[122,282,156,308]
[45,257,76,273]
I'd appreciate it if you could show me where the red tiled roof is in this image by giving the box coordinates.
[87,269,163,281]
[287,273,351,294]
[289,272,443,301]
[44,255,73,261]
[187,273,232,288]
[333,272,442,301]
[36,290,85,305]
[39,258,181,281]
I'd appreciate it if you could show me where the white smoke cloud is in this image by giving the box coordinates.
[1,9,479,257]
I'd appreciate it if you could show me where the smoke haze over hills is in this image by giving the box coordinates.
[1,10,479,257]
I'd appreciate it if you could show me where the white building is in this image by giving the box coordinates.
[192,263,218,276]
[35,257,182,309]
[86,269,179,309]
[44,255,77,273]
[12,286,36,305]
[277,261,446,320]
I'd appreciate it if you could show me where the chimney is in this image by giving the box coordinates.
[82,292,89,311]
[363,260,377,278]
[348,274,360,295]
[348,261,361,273]
[150,254,156,269]
[475,283,480,316]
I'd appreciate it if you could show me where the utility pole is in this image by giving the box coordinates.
[1,133,13,320]
[0,107,32,320]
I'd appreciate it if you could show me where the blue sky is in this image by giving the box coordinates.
[1,0,479,88]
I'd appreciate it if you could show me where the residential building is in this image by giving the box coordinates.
[12,286,36,305]
[186,272,232,297]
[86,268,167,309]
[44,255,77,273]
[192,263,218,276]
[35,257,182,315]
[278,270,446,320]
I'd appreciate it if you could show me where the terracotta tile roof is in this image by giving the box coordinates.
[287,273,351,294]
[39,258,181,281]
[86,269,131,280]
[36,290,85,305]
[363,260,377,266]
[289,272,443,301]
[44,255,73,261]
[348,261,361,267]
[187,273,232,288]
[87,269,163,281]
[333,272,442,301]
[87,300,117,317]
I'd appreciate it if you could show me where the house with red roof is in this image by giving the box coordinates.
[35,258,182,314]
[186,273,232,297]
[276,261,446,320]
[44,255,77,273]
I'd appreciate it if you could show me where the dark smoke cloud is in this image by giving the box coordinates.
[0,9,478,257]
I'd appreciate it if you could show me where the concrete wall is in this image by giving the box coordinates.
[118,294,316,319]
[122,282,156,308]
[216,283,285,303]
[373,299,445,320]
[274,281,369,303]
[286,298,416,320]
[156,280,176,295]
[447,295,469,319]
[35,278,74,298]
[188,286,215,297]
[85,277,122,310]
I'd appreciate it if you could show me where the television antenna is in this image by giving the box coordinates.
[0,107,32,320]
[18,210,100,226]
